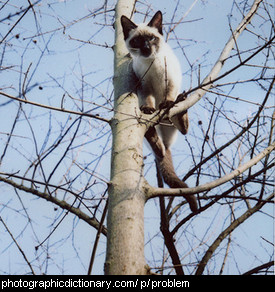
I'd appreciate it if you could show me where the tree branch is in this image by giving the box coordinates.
[0,216,36,275]
[242,261,274,275]
[168,0,265,118]
[88,198,109,275]
[146,141,275,199]
[0,91,110,124]
[0,175,107,236]
[171,162,274,236]
[183,76,275,181]
[157,162,184,275]
[0,0,41,45]
[195,193,274,275]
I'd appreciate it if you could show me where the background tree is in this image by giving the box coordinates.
[0,0,273,275]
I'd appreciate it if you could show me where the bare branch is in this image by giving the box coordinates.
[146,141,275,199]
[183,76,275,181]
[0,91,110,124]
[195,193,274,275]
[168,0,265,118]
[0,175,107,236]
[157,161,184,275]
[0,0,41,44]
[0,216,35,275]
[87,198,108,275]
[242,261,274,275]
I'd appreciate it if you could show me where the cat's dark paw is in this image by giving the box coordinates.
[140,105,156,114]
[176,93,187,102]
[159,100,174,110]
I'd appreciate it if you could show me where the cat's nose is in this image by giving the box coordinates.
[141,41,151,57]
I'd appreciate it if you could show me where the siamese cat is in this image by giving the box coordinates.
[121,11,198,212]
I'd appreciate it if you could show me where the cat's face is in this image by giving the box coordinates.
[121,11,164,58]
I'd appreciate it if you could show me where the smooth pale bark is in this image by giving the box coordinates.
[104,0,149,275]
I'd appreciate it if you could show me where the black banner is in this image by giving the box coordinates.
[0,275,274,291]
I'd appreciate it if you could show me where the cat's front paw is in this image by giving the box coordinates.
[159,100,174,110]
[140,105,156,114]
[176,93,187,102]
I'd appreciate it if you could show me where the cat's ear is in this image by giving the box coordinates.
[121,16,137,40]
[148,11,163,35]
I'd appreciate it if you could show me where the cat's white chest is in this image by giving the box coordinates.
[132,46,181,103]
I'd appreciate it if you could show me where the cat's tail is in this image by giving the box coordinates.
[157,148,198,213]
[145,126,198,212]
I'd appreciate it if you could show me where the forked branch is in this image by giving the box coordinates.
[146,141,275,199]
[0,174,107,235]
[195,193,274,275]
[168,0,264,118]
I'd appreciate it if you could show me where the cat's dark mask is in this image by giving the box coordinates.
[121,11,163,57]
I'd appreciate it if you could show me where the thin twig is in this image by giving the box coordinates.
[195,193,274,275]
[0,174,107,235]
[0,91,110,123]
[0,216,35,275]
[87,197,108,275]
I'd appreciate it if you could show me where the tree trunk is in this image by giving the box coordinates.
[104,0,148,275]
